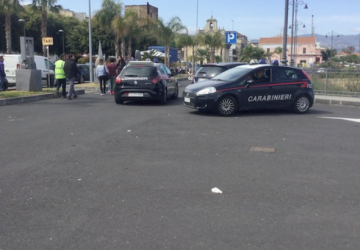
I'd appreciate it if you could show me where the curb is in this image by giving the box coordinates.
[0,89,85,106]
[314,98,360,107]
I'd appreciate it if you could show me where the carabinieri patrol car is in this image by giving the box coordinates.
[183,64,314,116]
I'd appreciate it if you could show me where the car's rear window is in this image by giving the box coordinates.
[79,65,89,71]
[196,66,225,78]
[122,66,157,77]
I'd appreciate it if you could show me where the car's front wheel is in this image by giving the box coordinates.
[293,95,310,113]
[216,95,238,116]
[171,85,178,99]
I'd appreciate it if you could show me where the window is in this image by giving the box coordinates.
[303,48,306,54]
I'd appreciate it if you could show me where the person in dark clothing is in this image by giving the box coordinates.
[116,55,126,75]
[64,54,80,100]
[0,55,6,92]
[107,58,118,95]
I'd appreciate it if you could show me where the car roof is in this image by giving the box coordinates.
[201,62,247,67]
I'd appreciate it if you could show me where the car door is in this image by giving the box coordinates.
[157,64,170,96]
[269,67,302,108]
[164,65,176,95]
[239,67,273,110]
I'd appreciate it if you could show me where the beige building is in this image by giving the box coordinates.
[259,36,322,67]
[59,9,87,21]
[125,2,158,20]
[185,16,248,64]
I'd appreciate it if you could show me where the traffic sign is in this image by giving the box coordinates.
[225,32,237,44]
[42,37,53,46]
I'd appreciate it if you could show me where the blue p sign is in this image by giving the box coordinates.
[226,32,237,44]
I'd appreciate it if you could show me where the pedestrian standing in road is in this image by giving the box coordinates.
[107,58,118,95]
[96,58,109,96]
[64,54,80,100]
[0,55,6,92]
[105,58,112,93]
[117,55,126,75]
[55,54,67,98]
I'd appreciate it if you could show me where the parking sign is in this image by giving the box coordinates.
[225,32,237,44]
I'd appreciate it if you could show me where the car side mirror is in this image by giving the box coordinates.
[245,79,254,88]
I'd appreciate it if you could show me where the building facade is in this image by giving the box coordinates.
[259,36,322,67]
[185,16,248,64]
[125,2,158,20]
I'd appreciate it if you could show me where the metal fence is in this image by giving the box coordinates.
[304,69,360,97]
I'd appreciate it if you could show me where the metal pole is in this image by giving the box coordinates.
[47,46,51,87]
[89,0,93,82]
[290,0,295,66]
[281,0,289,65]
[62,32,65,55]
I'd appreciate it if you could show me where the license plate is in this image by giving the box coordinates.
[184,97,191,103]
[128,93,143,97]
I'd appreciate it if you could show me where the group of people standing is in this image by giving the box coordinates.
[54,54,127,99]
[55,54,80,100]
[96,55,126,96]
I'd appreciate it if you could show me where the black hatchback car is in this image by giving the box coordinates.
[192,62,247,84]
[115,61,178,104]
[183,64,314,116]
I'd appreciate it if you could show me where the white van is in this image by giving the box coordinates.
[3,54,55,86]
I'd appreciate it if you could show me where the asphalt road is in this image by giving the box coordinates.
[1,80,360,250]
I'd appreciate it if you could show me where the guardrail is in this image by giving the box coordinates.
[304,69,360,97]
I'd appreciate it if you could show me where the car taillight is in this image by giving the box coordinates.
[152,75,161,84]
[116,76,122,84]
[16,64,20,69]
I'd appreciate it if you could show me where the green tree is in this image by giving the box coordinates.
[157,16,186,66]
[342,46,355,54]
[202,31,224,63]
[238,45,266,62]
[31,0,62,55]
[195,49,208,65]
[0,0,23,53]
[94,0,122,57]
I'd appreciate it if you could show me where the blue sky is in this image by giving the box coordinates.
[23,0,360,40]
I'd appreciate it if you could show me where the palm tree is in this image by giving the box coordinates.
[157,17,186,66]
[0,0,23,53]
[112,15,126,58]
[32,0,62,55]
[238,45,266,62]
[123,9,141,61]
[195,49,208,65]
[201,31,224,63]
[95,0,122,57]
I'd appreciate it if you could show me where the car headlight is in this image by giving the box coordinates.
[196,87,216,96]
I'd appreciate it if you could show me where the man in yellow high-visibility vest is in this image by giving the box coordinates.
[55,54,67,98]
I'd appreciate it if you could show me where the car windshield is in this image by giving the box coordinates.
[212,66,253,81]
[79,65,89,71]
[196,66,224,78]
[122,66,156,77]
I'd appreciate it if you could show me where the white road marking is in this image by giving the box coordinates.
[319,117,360,123]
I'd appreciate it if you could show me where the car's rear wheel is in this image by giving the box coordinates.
[115,96,124,104]
[217,95,238,116]
[293,95,310,113]
[171,86,178,99]
[160,89,167,104]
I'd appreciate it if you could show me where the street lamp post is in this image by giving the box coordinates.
[325,30,339,64]
[289,0,308,67]
[289,20,306,66]
[89,0,93,83]
[281,0,289,66]
[18,19,26,38]
[58,29,65,55]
